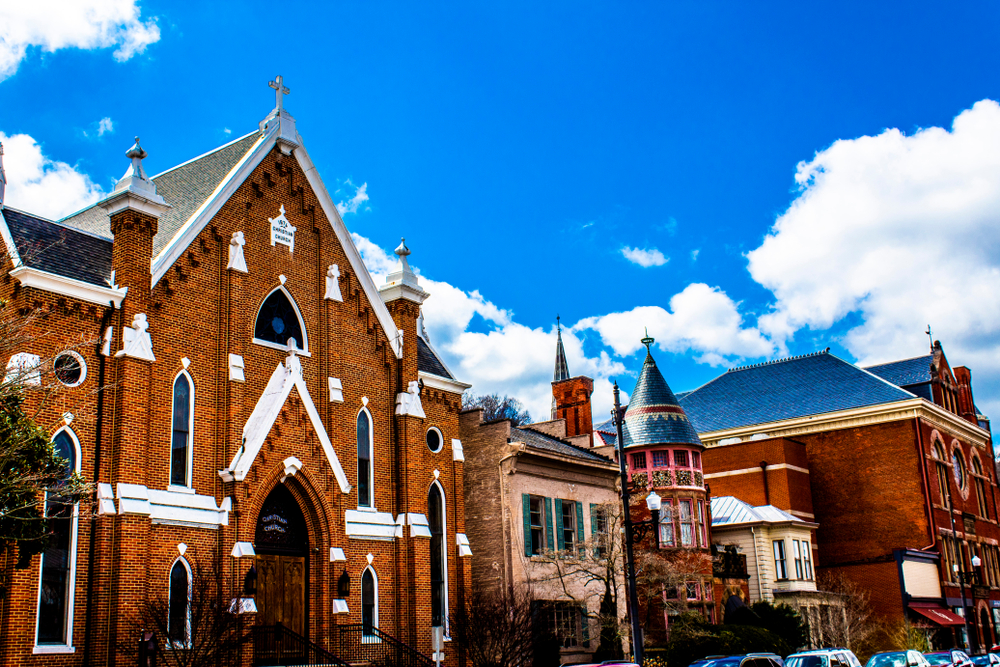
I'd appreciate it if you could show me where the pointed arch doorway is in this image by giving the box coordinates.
[255,485,308,636]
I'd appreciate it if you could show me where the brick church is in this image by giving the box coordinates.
[0,79,472,665]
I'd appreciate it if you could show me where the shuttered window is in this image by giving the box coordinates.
[523,494,546,556]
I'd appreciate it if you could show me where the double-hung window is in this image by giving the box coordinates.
[802,541,813,579]
[659,499,674,547]
[561,501,577,553]
[528,496,545,555]
[773,540,788,579]
[591,504,608,557]
[793,540,804,579]
[679,500,693,547]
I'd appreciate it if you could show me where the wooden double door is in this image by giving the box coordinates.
[256,554,306,635]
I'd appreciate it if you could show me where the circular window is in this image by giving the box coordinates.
[953,449,967,490]
[427,427,443,453]
[54,351,86,387]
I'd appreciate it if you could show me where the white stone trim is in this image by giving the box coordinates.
[113,484,230,528]
[346,510,397,541]
[704,463,810,479]
[456,533,473,557]
[395,512,432,539]
[231,542,255,558]
[329,547,346,562]
[451,439,464,463]
[96,483,116,515]
[328,377,344,403]
[418,371,472,394]
[333,599,349,614]
[228,354,245,382]
[396,380,426,419]
[228,356,350,492]
[700,398,991,450]
[426,427,443,453]
[253,285,309,353]
[10,266,126,308]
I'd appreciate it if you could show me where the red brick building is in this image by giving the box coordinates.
[0,83,471,666]
[680,346,998,651]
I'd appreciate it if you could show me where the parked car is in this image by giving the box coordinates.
[924,651,973,667]
[787,649,863,667]
[970,656,1000,667]
[560,661,641,667]
[690,656,732,667]
[867,651,932,667]
[695,655,783,667]
[747,653,786,667]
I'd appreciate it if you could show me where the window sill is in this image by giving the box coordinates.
[253,338,311,357]
[355,506,380,513]
[167,485,196,495]
[34,645,76,655]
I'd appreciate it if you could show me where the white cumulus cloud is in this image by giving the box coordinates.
[0,131,106,219]
[747,99,1000,413]
[336,180,369,216]
[621,245,668,267]
[0,0,160,81]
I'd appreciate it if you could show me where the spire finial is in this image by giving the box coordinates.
[557,314,561,334]
[269,75,290,112]
[641,328,655,355]
[395,237,410,257]
[926,324,933,352]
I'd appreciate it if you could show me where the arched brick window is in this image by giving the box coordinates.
[170,371,194,488]
[933,441,951,508]
[972,455,989,519]
[357,409,373,508]
[168,558,191,647]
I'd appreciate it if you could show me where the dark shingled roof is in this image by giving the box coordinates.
[514,426,612,463]
[59,132,260,258]
[622,351,702,448]
[2,207,112,285]
[864,355,934,388]
[679,350,915,433]
[417,336,452,379]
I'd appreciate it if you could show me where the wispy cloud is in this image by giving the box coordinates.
[0,1,161,82]
[691,249,700,261]
[97,117,113,136]
[621,246,668,267]
[336,180,369,216]
[223,127,232,136]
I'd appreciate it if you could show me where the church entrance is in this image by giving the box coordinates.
[255,485,308,636]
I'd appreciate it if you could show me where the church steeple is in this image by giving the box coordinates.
[553,315,570,382]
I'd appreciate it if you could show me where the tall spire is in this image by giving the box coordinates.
[553,315,570,382]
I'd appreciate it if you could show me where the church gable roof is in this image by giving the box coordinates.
[1,206,112,285]
[864,355,935,388]
[417,336,452,379]
[679,350,915,433]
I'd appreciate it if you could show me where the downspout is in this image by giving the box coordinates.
[82,300,115,666]
[915,417,938,552]
[760,461,770,506]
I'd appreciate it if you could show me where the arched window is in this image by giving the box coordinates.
[973,456,989,518]
[934,441,950,508]
[361,567,378,637]
[357,409,373,508]
[428,483,447,630]
[35,428,80,647]
[170,372,194,488]
[953,447,968,492]
[254,287,307,351]
[168,558,191,646]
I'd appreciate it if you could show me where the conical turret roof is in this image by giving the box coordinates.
[622,339,702,449]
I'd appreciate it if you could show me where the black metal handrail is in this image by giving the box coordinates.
[244,623,349,667]
[337,624,434,667]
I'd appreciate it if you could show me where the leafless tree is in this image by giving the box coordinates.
[813,572,879,656]
[462,393,533,426]
[451,586,540,667]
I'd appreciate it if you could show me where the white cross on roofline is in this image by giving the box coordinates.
[269,75,290,112]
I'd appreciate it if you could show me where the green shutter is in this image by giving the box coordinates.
[555,498,565,552]
[576,501,585,556]
[581,605,591,648]
[590,503,599,558]
[545,497,555,552]
[522,494,532,557]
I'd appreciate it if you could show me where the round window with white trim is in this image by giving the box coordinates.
[427,427,443,453]
[54,351,86,387]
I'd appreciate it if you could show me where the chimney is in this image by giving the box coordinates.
[552,375,594,446]
[955,366,978,426]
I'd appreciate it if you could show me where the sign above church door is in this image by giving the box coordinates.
[270,204,297,252]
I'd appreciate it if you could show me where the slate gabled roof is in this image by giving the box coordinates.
[513,426,612,464]
[2,207,112,285]
[622,351,702,448]
[60,131,260,259]
[864,355,934,388]
[417,336,452,379]
[679,350,915,433]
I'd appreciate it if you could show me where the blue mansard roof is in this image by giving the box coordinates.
[678,350,916,434]
[622,351,702,449]
[863,355,935,401]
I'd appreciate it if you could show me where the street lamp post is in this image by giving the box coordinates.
[946,487,972,651]
[613,382,644,665]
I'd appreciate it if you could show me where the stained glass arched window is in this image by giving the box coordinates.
[357,410,372,508]
[168,559,190,645]
[428,484,446,628]
[36,429,78,646]
[361,567,377,636]
[254,288,306,350]
[170,373,193,487]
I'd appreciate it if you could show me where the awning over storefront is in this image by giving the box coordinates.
[909,603,966,626]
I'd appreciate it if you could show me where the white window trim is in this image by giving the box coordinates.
[252,285,310,353]
[427,426,444,454]
[54,350,87,388]
[167,556,193,649]
[361,565,380,638]
[170,370,195,490]
[34,426,81,652]
[357,407,375,510]
[429,480,450,638]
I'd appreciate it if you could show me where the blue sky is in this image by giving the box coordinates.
[3,1,1000,423]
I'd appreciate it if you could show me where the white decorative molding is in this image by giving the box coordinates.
[332,600,350,614]
[116,483,151,516]
[281,456,302,481]
[279,274,287,285]
[433,469,440,480]
[418,371,472,395]
[101,327,114,356]
[5,352,41,386]
[362,396,369,407]
[269,205,296,252]
[228,354,245,382]
[452,439,464,463]
[704,463,810,480]
[231,542,256,558]
[227,352,350,492]
[395,380,426,419]
[181,357,190,369]
[329,547,346,562]
[61,412,73,425]
[96,483,116,515]
[366,553,374,564]
[395,513,431,538]
[456,533,473,557]
[325,265,343,302]
[329,377,344,403]
[114,483,230,528]
[227,231,248,273]
[115,313,155,362]
[345,510,397,541]
[177,543,188,556]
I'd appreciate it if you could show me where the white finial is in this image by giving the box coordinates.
[269,75,290,112]
[125,137,148,181]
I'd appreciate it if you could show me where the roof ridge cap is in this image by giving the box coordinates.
[862,353,935,369]
[726,347,831,373]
